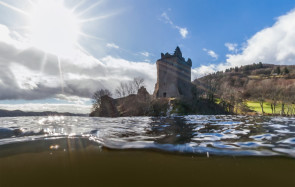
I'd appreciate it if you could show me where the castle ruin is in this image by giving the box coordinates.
[153,47,192,98]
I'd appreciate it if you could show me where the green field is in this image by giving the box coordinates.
[214,98,283,115]
[246,101,282,114]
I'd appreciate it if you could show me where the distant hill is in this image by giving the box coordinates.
[0,109,87,117]
[193,63,295,115]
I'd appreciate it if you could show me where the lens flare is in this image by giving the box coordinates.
[29,1,80,57]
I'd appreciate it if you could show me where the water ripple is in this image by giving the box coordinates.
[0,115,295,158]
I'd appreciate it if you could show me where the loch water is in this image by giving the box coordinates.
[1,115,295,187]
[0,115,295,157]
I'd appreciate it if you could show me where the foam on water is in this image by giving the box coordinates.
[0,115,295,157]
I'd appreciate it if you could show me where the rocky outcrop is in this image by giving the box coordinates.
[90,95,119,117]
[117,86,151,116]
[91,87,152,117]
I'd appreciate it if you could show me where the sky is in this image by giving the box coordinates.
[1,0,295,114]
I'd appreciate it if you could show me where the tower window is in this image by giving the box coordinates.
[163,92,167,97]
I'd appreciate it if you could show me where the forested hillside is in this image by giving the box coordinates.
[193,63,295,115]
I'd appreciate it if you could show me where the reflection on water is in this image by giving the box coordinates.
[0,115,295,157]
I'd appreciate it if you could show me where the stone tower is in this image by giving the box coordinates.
[153,46,192,98]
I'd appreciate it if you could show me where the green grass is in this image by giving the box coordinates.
[215,98,221,104]
[246,101,282,114]
[214,98,283,114]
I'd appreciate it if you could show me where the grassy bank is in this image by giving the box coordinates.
[246,101,282,115]
[214,98,284,115]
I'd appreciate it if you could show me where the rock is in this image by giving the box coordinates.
[97,95,119,117]
[137,86,150,102]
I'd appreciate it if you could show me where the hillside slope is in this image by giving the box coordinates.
[193,63,295,115]
[0,109,86,117]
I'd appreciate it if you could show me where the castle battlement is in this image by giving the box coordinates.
[153,47,193,98]
[160,46,192,66]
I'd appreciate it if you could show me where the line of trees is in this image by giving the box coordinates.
[115,77,144,98]
[246,79,295,115]
[195,61,295,116]
[199,70,295,116]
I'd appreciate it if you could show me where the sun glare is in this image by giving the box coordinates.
[29,1,80,57]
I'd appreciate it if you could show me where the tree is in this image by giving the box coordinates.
[266,80,281,115]
[283,67,289,74]
[246,80,269,115]
[92,89,112,111]
[133,77,145,91]
[115,82,128,98]
[115,77,145,98]
[275,67,281,75]
[205,74,218,102]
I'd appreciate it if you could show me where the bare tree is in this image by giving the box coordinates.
[92,89,112,111]
[115,77,145,98]
[267,80,281,115]
[115,82,128,98]
[133,77,145,91]
[127,81,136,95]
[247,80,269,115]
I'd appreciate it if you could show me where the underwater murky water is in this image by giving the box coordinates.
[0,115,295,158]
[1,115,295,186]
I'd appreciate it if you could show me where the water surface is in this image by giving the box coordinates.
[1,115,295,186]
[0,115,295,157]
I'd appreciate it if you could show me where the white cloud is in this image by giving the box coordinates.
[203,48,218,60]
[55,94,90,105]
[100,56,156,92]
[0,24,157,112]
[179,27,188,39]
[160,12,189,39]
[225,43,238,53]
[193,9,295,80]
[106,43,119,49]
[227,9,295,67]
[192,64,216,80]
[141,51,150,57]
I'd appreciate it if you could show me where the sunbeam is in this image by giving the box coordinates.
[0,1,29,16]
[27,0,36,7]
[78,32,103,40]
[0,0,122,57]
[71,0,86,13]
[77,0,104,17]
[39,53,47,74]
[57,56,64,94]
[79,12,120,23]
[0,0,122,96]
[75,43,92,56]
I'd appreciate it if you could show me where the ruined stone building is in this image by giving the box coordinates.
[153,47,192,98]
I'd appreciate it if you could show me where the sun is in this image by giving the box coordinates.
[0,0,119,57]
[28,1,80,57]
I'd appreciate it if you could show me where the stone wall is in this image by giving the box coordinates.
[90,87,152,117]
[153,47,193,98]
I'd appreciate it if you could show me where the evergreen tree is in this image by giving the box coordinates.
[276,67,281,74]
[283,67,289,74]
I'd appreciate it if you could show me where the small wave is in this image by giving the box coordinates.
[0,115,294,158]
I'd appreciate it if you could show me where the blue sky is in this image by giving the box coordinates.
[1,0,295,113]
[74,0,295,66]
